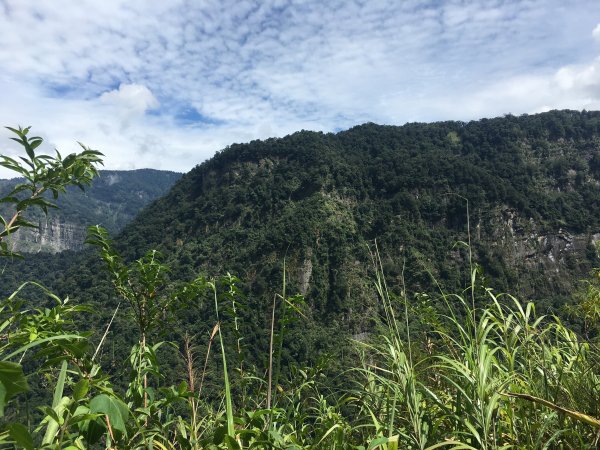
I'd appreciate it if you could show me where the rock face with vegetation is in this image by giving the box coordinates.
[0,169,181,253]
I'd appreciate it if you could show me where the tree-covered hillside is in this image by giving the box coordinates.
[114,110,600,318]
[5,109,600,370]
[2,113,600,449]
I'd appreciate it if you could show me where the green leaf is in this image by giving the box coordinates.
[89,394,129,435]
[504,392,600,429]
[213,425,226,445]
[40,405,61,423]
[29,137,42,151]
[42,396,72,446]
[23,141,35,160]
[0,361,29,417]
[73,405,104,445]
[3,333,85,361]
[73,379,90,402]
[52,360,68,408]
[367,437,389,450]
[6,423,34,450]
[5,126,21,135]
[223,435,241,449]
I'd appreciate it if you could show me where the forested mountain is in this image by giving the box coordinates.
[0,169,181,252]
[3,110,600,448]
[5,109,600,369]
[117,110,600,313]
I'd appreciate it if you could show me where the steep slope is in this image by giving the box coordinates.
[111,110,600,330]
[0,169,181,252]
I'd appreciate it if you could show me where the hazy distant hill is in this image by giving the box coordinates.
[0,169,181,252]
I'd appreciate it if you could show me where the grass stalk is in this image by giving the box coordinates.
[92,302,120,361]
[267,293,277,411]
[212,281,235,440]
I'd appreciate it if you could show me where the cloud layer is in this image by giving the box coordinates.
[1,0,600,176]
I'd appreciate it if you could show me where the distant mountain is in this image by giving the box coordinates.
[0,169,181,252]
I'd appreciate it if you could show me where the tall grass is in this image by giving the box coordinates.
[3,245,599,448]
[351,251,600,449]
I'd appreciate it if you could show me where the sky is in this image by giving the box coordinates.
[1,0,600,177]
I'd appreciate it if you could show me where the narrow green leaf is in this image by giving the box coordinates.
[367,436,388,450]
[3,334,85,361]
[7,423,34,450]
[52,360,68,408]
[504,392,600,429]
[42,396,71,445]
[0,361,29,417]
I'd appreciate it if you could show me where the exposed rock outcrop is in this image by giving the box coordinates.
[6,217,87,253]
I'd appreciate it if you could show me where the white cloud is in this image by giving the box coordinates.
[1,0,600,177]
[390,56,600,123]
[594,23,600,42]
[99,83,159,130]
[555,58,600,96]
[100,84,159,114]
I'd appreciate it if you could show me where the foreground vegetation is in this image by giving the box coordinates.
[1,126,600,449]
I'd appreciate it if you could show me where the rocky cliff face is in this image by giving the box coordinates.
[495,208,595,263]
[478,207,599,297]
[6,217,87,253]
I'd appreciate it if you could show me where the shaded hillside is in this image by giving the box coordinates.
[0,169,181,252]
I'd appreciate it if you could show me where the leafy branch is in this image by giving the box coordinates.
[0,125,103,257]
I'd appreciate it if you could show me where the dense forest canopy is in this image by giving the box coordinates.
[3,110,597,377]
[6,110,600,332]
[0,110,597,330]
[113,110,600,303]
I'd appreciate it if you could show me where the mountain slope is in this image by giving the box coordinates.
[5,110,600,372]
[110,110,600,331]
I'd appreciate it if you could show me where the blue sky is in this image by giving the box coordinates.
[1,0,600,176]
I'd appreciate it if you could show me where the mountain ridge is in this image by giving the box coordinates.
[108,110,600,327]
[4,110,600,369]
